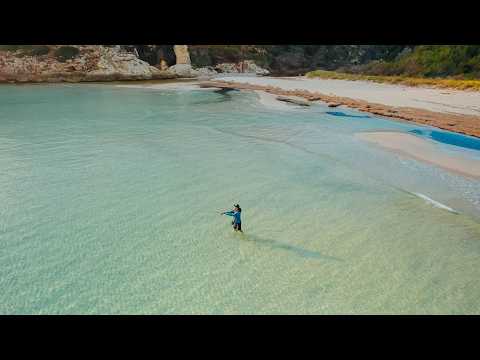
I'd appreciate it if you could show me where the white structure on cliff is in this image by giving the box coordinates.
[173,45,191,65]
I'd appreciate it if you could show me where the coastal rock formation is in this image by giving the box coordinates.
[173,45,191,65]
[0,45,175,83]
[159,59,169,70]
[195,66,218,78]
[243,60,269,75]
[87,47,165,80]
[167,64,218,79]
[121,45,177,68]
[214,63,239,73]
[0,44,281,82]
[167,64,197,78]
[276,96,311,106]
[214,60,270,75]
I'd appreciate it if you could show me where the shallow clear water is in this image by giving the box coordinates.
[1,84,480,314]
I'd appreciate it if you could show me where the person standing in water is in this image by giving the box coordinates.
[221,204,242,232]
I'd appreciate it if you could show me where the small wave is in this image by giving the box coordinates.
[412,192,459,214]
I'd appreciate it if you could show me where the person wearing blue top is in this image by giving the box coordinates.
[221,204,242,232]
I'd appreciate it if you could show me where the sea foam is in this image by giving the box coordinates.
[412,192,459,214]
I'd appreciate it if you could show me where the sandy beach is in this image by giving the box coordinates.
[214,76,480,116]
[357,131,480,179]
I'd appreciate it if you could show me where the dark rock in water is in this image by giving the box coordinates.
[276,96,310,106]
[328,103,341,107]
[214,88,239,94]
[326,111,370,118]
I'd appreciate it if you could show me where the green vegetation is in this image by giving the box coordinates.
[189,45,270,68]
[344,46,480,79]
[188,45,411,75]
[0,45,23,51]
[243,45,480,79]
[0,45,51,57]
[306,46,480,91]
[54,46,80,62]
[27,45,50,56]
[306,70,480,91]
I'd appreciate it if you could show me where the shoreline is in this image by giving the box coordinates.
[0,73,182,85]
[356,132,480,180]
[200,78,480,138]
[6,74,480,139]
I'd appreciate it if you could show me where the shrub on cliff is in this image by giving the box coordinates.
[0,45,50,57]
[189,45,270,68]
[54,46,80,62]
[0,45,22,51]
[410,45,480,78]
[344,46,480,79]
[29,45,50,56]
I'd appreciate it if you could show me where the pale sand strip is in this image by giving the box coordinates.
[356,131,480,179]
[115,81,213,91]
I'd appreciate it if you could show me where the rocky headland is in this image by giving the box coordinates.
[0,45,176,83]
[0,45,270,84]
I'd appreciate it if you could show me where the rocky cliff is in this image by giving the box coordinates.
[173,45,191,65]
[5,45,461,83]
[0,45,270,83]
[0,45,176,83]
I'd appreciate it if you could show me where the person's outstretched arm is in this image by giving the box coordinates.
[223,211,235,216]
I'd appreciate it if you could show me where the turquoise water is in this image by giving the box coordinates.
[409,128,480,151]
[1,84,480,314]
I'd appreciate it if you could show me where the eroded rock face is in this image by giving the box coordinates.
[173,45,191,65]
[167,64,197,78]
[0,46,176,83]
[129,45,176,67]
[214,60,269,75]
[166,63,219,80]
[159,59,169,70]
[88,47,161,78]
[243,60,269,75]
[214,63,239,73]
[195,66,217,77]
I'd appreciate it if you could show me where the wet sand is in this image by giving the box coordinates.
[356,131,480,179]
